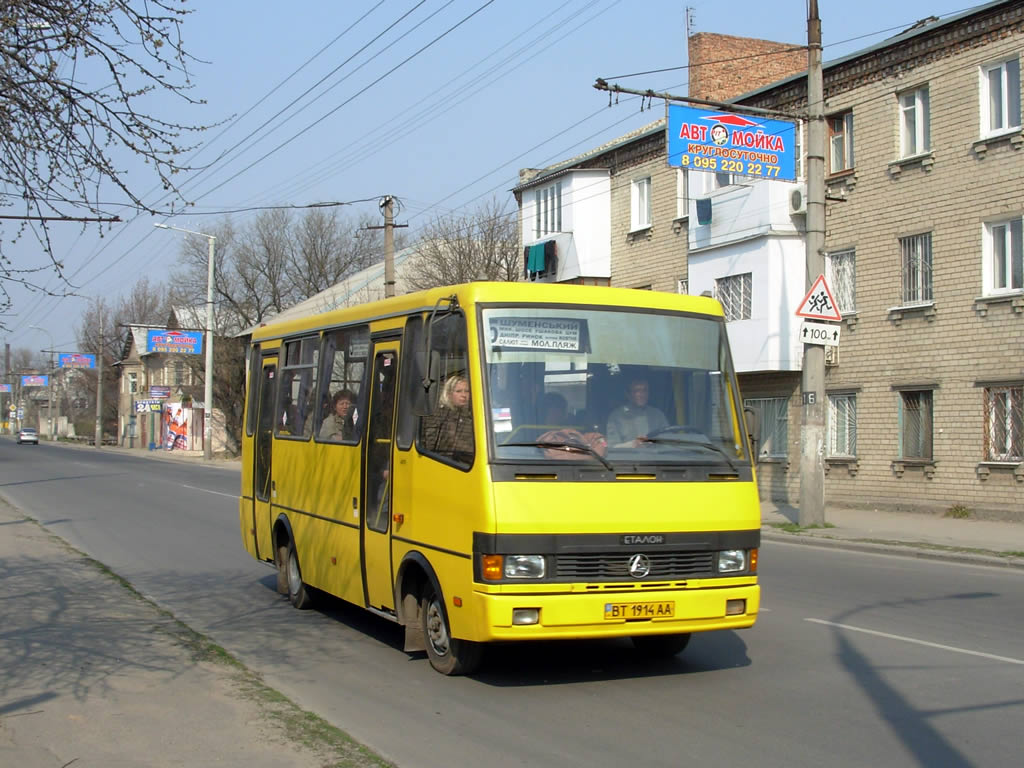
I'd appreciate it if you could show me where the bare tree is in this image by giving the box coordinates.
[0,1,208,319]
[292,209,380,298]
[115,276,171,332]
[404,198,520,290]
[73,297,119,436]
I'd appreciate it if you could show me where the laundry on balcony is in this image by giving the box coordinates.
[524,240,557,280]
[696,198,712,225]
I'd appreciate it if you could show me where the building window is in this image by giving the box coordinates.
[715,272,752,321]
[128,372,138,394]
[676,278,688,295]
[744,397,789,459]
[899,86,930,157]
[984,217,1023,294]
[826,248,856,314]
[533,181,562,238]
[675,169,687,219]
[174,361,184,387]
[714,171,733,189]
[981,57,1021,136]
[899,390,933,460]
[828,111,854,174]
[984,386,1023,461]
[900,233,932,305]
[631,177,651,231]
[828,393,857,457]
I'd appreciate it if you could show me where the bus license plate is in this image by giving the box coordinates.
[604,601,674,620]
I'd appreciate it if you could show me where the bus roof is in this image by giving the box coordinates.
[248,282,725,342]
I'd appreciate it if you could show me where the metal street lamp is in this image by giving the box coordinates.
[29,325,54,441]
[154,223,216,460]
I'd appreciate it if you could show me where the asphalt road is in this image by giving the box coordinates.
[2,440,1022,767]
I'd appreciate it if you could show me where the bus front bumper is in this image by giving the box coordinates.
[463,583,759,642]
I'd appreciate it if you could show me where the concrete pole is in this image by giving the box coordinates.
[95,322,103,449]
[204,235,216,460]
[799,0,826,526]
[383,196,395,299]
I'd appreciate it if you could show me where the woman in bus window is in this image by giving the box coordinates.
[421,374,474,463]
[319,389,356,441]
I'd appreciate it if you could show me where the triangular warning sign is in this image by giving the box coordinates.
[795,274,841,321]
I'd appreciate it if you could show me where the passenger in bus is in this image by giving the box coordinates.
[606,376,668,447]
[541,392,569,425]
[319,389,356,441]
[421,374,474,463]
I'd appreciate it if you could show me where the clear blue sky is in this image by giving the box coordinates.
[10,0,969,358]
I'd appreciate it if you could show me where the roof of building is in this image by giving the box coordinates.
[734,0,1012,103]
[514,0,1013,188]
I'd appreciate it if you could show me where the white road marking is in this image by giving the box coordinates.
[806,618,1024,665]
[181,484,237,499]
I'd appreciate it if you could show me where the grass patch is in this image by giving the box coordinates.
[768,522,838,533]
[945,504,971,519]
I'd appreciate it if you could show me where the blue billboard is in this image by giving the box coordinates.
[667,104,797,182]
[21,374,48,387]
[147,329,203,355]
[59,353,96,368]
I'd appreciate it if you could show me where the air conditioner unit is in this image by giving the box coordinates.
[789,183,808,216]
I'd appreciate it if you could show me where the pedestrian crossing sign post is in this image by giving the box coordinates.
[795,274,841,321]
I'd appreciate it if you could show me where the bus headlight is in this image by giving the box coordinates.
[504,555,546,579]
[717,549,747,573]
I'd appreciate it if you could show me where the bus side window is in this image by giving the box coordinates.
[416,312,474,468]
[397,315,425,451]
[275,336,317,439]
[315,325,370,443]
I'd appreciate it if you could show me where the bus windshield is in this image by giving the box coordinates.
[481,305,748,468]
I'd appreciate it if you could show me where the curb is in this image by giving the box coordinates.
[761,529,1024,570]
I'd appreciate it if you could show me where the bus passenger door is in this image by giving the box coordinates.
[253,361,277,561]
[362,342,399,611]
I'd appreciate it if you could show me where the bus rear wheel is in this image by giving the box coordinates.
[631,633,691,658]
[283,542,313,609]
[421,585,482,676]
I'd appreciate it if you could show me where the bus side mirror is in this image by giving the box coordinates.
[743,407,759,453]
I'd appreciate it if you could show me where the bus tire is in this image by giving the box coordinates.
[285,541,313,610]
[275,545,289,595]
[421,584,481,676]
[631,633,691,658]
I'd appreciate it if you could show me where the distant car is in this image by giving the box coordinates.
[17,427,39,445]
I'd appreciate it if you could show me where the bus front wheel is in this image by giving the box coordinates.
[282,542,313,610]
[631,633,691,658]
[421,585,482,676]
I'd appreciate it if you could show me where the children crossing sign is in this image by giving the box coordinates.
[795,274,841,321]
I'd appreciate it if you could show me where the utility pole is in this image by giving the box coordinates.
[799,0,826,526]
[95,322,103,449]
[368,196,407,299]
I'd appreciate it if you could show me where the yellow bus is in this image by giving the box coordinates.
[239,282,760,675]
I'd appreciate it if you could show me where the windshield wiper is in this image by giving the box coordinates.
[501,440,614,472]
[642,434,740,472]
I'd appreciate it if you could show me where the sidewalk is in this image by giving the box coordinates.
[760,500,1024,569]
[0,496,388,767]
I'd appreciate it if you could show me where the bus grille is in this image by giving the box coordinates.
[555,551,715,580]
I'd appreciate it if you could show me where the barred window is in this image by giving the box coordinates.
[827,249,856,314]
[899,390,933,460]
[828,393,857,457]
[984,386,1023,461]
[901,233,932,305]
[744,396,789,458]
[715,272,752,321]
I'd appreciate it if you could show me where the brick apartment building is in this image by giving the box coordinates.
[515,0,1023,518]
